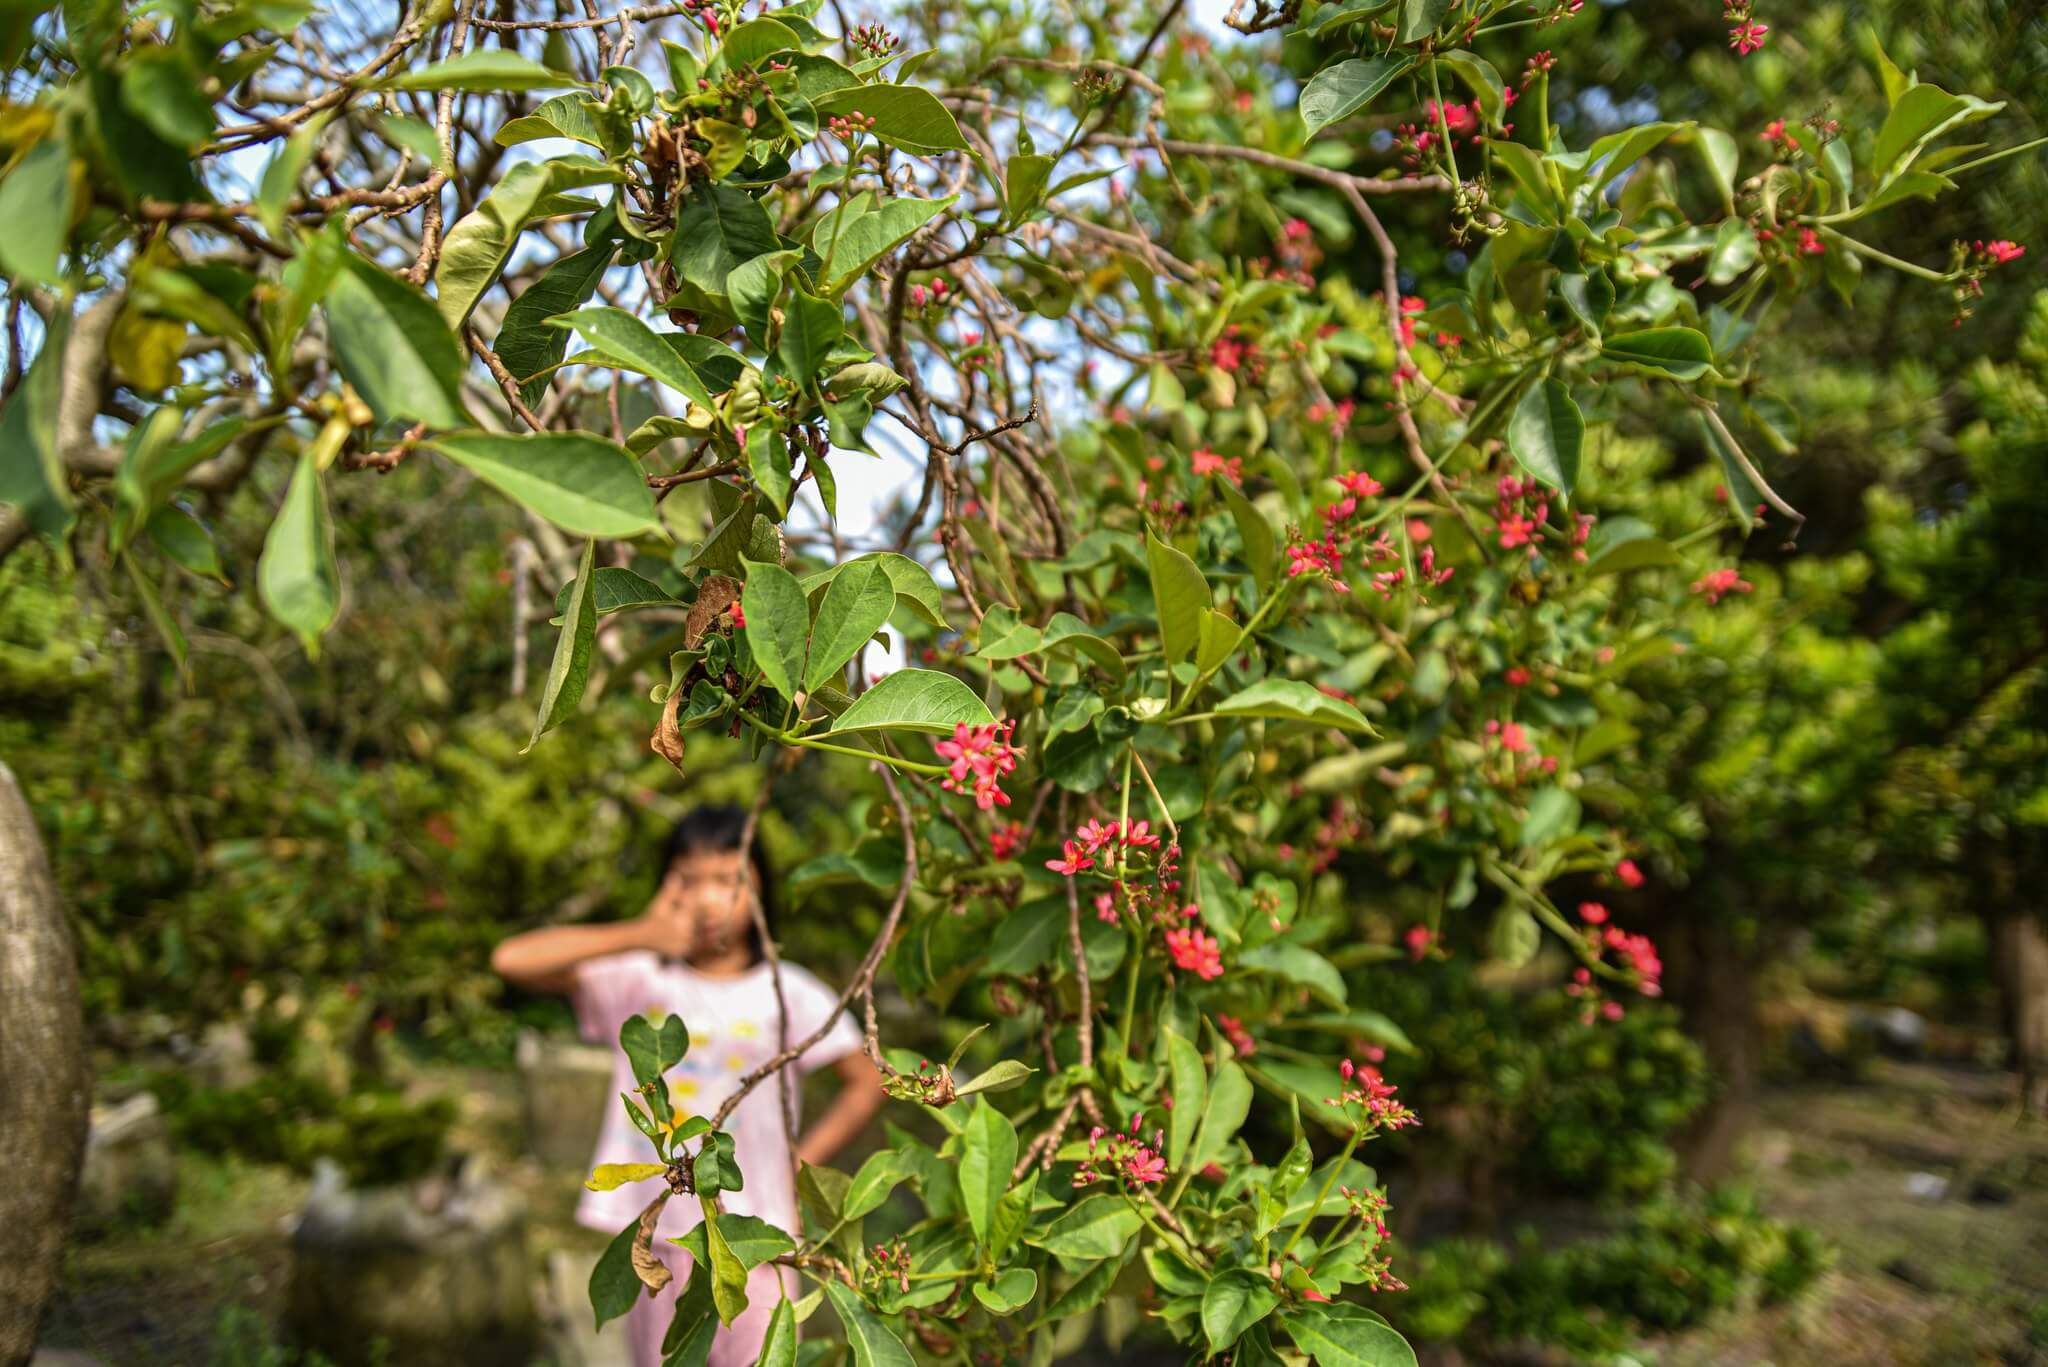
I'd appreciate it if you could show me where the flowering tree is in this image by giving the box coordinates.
[0,0,2033,1356]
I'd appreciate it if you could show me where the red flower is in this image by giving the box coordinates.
[1504,667,1530,688]
[1579,901,1610,925]
[1191,448,1245,484]
[1728,20,1769,54]
[1216,1014,1257,1057]
[1691,567,1754,605]
[1799,227,1825,256]
[1124,1146,1168,1184]
[1760,118,1788,145]
[934,720,1020,809]
[1335,470,1384,499]
[988,822,1025,861]
[1404,924,1434,960]
[1616,858,1645,889]
[1976,239,2027,265]
[727,601,746,629]
[1165,927,1225,980]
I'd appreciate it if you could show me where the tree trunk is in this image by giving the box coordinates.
[1989,907,2048,1118]
[0,761,89,1367]
[1660,913,1760,1181]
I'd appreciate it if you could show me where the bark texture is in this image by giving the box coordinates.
[0,760,89,1367]
[1990,906,2048,1118]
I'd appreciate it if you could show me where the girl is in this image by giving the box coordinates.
[493,806,883,1366]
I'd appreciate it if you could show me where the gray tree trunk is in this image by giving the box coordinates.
[1991,907,2048,1118]
[0,761,89,1367]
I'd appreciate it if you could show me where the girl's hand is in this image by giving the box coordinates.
[638,876,697,958]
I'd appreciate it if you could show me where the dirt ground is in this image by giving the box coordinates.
[36,1059,2048,1366]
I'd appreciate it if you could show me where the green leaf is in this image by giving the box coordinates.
[1395,0,1451,43]
[800,553,948,628]
[88,67,204,203]
[1027,1195,1142,1259]
[741,556,811,701]
[494,93,615,151]
[585,1162,667,1191]
[496,245,615,407]
[670,1213,797,1271]
[662,1264,720,1366]
[255,113,330,238]
[1238,942,1347,1007]
[1147,529,1210,667]
[758,1298,797,1367]
[589,1219,644,1329]
[822,1282,917,1367]
[1299,57,1407,138]
[121,550,187,680]
[1506,378,1583,503]
[955,1059,1035,1097]
[1584,517,1677,575]
[551,305,716,411]
[777,288,845,386]
[806,557,895,690]
[1165,1027,1205,1168]
[1040,613,1125,684]
[701,1207,751,1326]
[147,504,225,582]
[1599,327,1715,382]
[1196,609,1242,678]
[974,603,1043,660]
[1190,1057,1252,1171]
[1871,82,2001,181]
[813,84,968,156]
[728,248,801,339]
[971,1267,1037,1316]
[1852,169,1956,219]
[1519,785,1580,848]
[1437,50,1503,123]
[1292,1010,1415,1053]
[0,136,73,285]
[1212,679,1375,733]
[324,252,471,429]
[380,48,580,92]
[716,16,801,70]
[959,1098,1017,1249]
[525,539,599,751]
[829,668,995,736]
[842,1149,909,1222]
[550,566,675,621]
[1583,121,1687,193]
[1222,482,1276,597]
[1203,1270,1280,1353]
[1283,1302,1418,1367]
[436,158,624,330]
[256,450,338,654]
[0,309,72,552]
[815,194,956,295]
[619,1015,663,1087]
[428,431,658,539]
[1491,904,1541,967]
[671,183,782,313]
[118,45,216,150]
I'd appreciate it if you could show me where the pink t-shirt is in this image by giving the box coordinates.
[571,952,862,1240]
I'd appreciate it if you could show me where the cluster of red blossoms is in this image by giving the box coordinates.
[1215,1013,1258,1057]
[1284,470,1452,601]
[1190,448,1246,485]
[1043,816,1163,876]
[1724,0,1769,54]
[1325,1059,1421,1136]
[932,721,1020,810]
[1165,925,1225,980]
[1209,324,1263,380]
[1075,1112,1169,1188]
[1568,902,1665,1022]
[1250,217,1324,288]
[1691,566,1753,605]
[1951,238,2028,327]
[1494,475,1594,561]
[861,1237,914,1295]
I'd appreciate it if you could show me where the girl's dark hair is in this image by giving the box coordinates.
[660,804,777,959]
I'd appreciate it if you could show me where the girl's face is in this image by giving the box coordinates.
[657,847,758,960]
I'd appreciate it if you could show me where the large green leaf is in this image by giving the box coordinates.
[776,288,845,386]
[588,1219,644,1329]
[1599,327,1715,382]
[111,410,244,552]
[380,48,580,92]
[813,85,968,155]
[1189,1057,1252,1171]
[1222,481,1276,597]
[550,305,716,410]
[1165,1027,1205,1168]
[805,556,895,691]
[841,1149,909,1221]
[1238,941,1347,1006]
[117,45,215,150]
[1583,120,1689,193]
[670,1213,797,1270]
[1203,1270,1280,1354]
[801,552,950,628]
[958,1098,1017,1250]
[1026,1194,1142,1259]
[1871,82,2002,181]
[1147,529,1210,667]
[822,1282,917,1367]
[741,556,811,702]
[1283,1303,1418,1367]
[427,431,657,538]
[671,183,782,311]
[757,1298,797,1367]
[1395,0,1452,43]
[256,449,339,654]
[971,1267,1037,1316]
[814,194,957,295]
[525,538,597,751]
[323,252,471,428]
[700,1207,751,1326]
[0,310,74,550]
[255,113,332,239]
[494,93,617,153]
[828,668,995,735]
[1505,377,1583,503]
[0,135,73,284]
[1298,57,1407,137]
[495,245,615,406]
[436,158,624,330]
[1212,679,1375,733]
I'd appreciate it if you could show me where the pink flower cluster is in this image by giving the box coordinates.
[1191,448,1245,485]
[1567,902,1665,1021]
[1325,1059,1421,1135]
[1165,926,1224,980]
[1216,1013,1257,1057]
[933,720,1020,810]
[988,821,1025,861]
[1724,0,1769,54]
[1043,817,1161,876]
[1075,1111,1170,1188]
[1691,566,1753,605]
